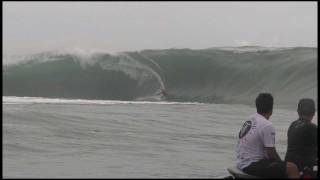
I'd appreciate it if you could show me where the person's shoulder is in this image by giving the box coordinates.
[298,119,317,128]
[291,119,300,124]
[302,122,318,138]
[288,119,300,127]
[296,120,318,133]
[263,119,273,127]
[307,122,317,130]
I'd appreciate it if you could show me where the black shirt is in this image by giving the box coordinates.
[285,118,317,170]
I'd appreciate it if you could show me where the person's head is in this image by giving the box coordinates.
[255,93,273,119]
[297,98,315,121]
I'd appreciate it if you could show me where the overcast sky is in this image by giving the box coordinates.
[3,1,318,55]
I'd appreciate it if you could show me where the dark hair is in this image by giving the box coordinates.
[255,93,273,114]
[297,98,315,116]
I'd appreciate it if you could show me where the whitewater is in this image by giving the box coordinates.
[3,47,318,178]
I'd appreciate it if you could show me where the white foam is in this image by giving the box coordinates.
[213,46,294,53]
[3,96,203,105]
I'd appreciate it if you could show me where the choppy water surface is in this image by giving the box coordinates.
[4,98,315,178]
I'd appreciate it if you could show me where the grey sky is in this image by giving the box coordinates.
[3,1,318,55]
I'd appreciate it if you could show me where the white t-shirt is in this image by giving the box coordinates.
[236,113,276,170]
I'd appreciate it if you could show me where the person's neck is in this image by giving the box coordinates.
[258,112,270,120]
[299,116,312,122]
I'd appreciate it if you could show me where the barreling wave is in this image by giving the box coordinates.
[3,46,317,107]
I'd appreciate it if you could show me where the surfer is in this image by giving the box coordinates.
[157,88,168,98]
[285,98,317,178]
[235,93,300,178]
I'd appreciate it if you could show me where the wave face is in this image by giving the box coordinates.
[3,47,317,106]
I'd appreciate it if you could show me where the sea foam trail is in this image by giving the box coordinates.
[3,47,317,107]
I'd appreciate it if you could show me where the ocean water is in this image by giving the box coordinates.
[3,47,317,178]
[3,97,317,178]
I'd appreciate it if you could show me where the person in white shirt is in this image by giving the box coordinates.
[236,93,300,178]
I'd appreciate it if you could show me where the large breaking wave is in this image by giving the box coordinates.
[3,46,317,107]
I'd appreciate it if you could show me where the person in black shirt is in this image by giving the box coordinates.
[285,98,317,174]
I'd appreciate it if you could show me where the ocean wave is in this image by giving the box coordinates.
[3,47,317,106]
